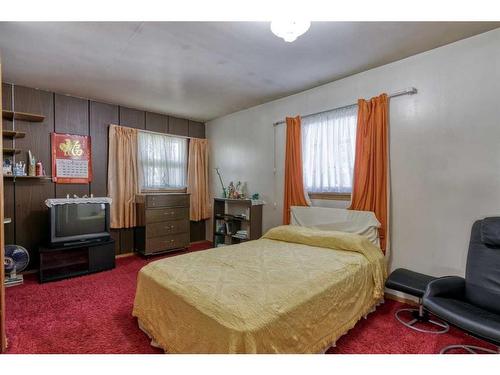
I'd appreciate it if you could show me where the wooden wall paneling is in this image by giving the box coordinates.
[119,107,145,129]
[190,221,206,242]
[188,120,206,138]
[54,94,90,198]
[145,112,168,133]
[110,229,121,255]
[168,116,189,136]
[118,107,145,253]
[4,82,207,267]
[89,101,119,197]
[2,83,13,151]
[13,86,55,269]
[54,94,89,134]
[120,228,134,254]
[4,182,14,244]
[2,82,11,110]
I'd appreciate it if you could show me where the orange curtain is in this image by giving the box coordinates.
[107,125,139,229]
[349,94,389,252]
[283,116,309,224]
[187,138,210,221]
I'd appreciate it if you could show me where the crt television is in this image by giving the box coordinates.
[49,202,110,245]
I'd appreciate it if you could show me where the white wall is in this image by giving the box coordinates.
[206,28,500,277]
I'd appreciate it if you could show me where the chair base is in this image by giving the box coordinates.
[395,307,449,334]
[440,344,499,354]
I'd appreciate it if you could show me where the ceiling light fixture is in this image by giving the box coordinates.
[270,21,311,43]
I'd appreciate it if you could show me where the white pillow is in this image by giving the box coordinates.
[290,206,381,246]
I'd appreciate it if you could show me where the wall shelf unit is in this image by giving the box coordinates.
[2,110,45,122]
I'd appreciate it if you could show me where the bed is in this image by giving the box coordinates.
[132,220,387,353]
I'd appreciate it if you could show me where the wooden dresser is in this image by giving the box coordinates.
[134,193,190,255]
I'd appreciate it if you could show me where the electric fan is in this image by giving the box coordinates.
[4,244,30,287]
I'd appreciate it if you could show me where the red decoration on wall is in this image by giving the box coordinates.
[51,133,93,184]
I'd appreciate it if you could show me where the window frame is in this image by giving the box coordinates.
[308,192,352,201]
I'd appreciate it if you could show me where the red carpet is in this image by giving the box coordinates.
[5,242,496,354]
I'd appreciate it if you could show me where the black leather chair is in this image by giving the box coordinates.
[423,217,500,354]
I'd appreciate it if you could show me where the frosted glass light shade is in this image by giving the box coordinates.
[270,21,311,42]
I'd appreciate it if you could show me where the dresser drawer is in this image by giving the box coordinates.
[145,207,189,223]
[146,233,190,253]
[146,219,189,238]
[146,194,189,208]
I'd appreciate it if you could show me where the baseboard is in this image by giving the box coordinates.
[20,269,37,275]
[115,252,135,259]
[190,240,212,245]
[115,241,211,259]
[384,292,419,306]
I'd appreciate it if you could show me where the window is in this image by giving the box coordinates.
[138,131,188,191]
[302,105,358,193]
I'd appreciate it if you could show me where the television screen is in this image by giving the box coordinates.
[54,203,107,238]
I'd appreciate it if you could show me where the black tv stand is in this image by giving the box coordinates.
[39,238,115,283]
[51,236,111,248]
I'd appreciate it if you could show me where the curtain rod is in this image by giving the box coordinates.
[272,87,417,126]
[139,128,195,140]
[111,124,201,140]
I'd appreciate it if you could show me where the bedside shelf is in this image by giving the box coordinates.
[2,110,45,122]
[2,130,26,139]
[213,198,262,247]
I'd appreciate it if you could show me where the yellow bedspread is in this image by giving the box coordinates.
[132,226,387,353]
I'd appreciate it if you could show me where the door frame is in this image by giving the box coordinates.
[0,59,6,353]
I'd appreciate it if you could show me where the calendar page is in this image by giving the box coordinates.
[51,133,93,184]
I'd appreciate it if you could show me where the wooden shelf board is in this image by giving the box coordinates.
[2,110,45,122]
[214,232,233,237]
[3,175,52,181]
[41,259,88,271]
[2,130,26,139]
[2,148,21,155]
[231,235,249,240]
[215,214,249,222]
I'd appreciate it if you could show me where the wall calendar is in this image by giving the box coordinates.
[51,133,93,184]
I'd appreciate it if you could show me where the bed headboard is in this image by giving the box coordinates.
[290,206,381,246]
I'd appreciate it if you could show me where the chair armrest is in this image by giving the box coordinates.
[424,276,465,299]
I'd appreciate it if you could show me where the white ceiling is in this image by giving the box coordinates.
[0,22,498,121]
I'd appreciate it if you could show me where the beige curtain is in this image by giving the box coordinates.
[108,125,139,228]
[187,138,210,221]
